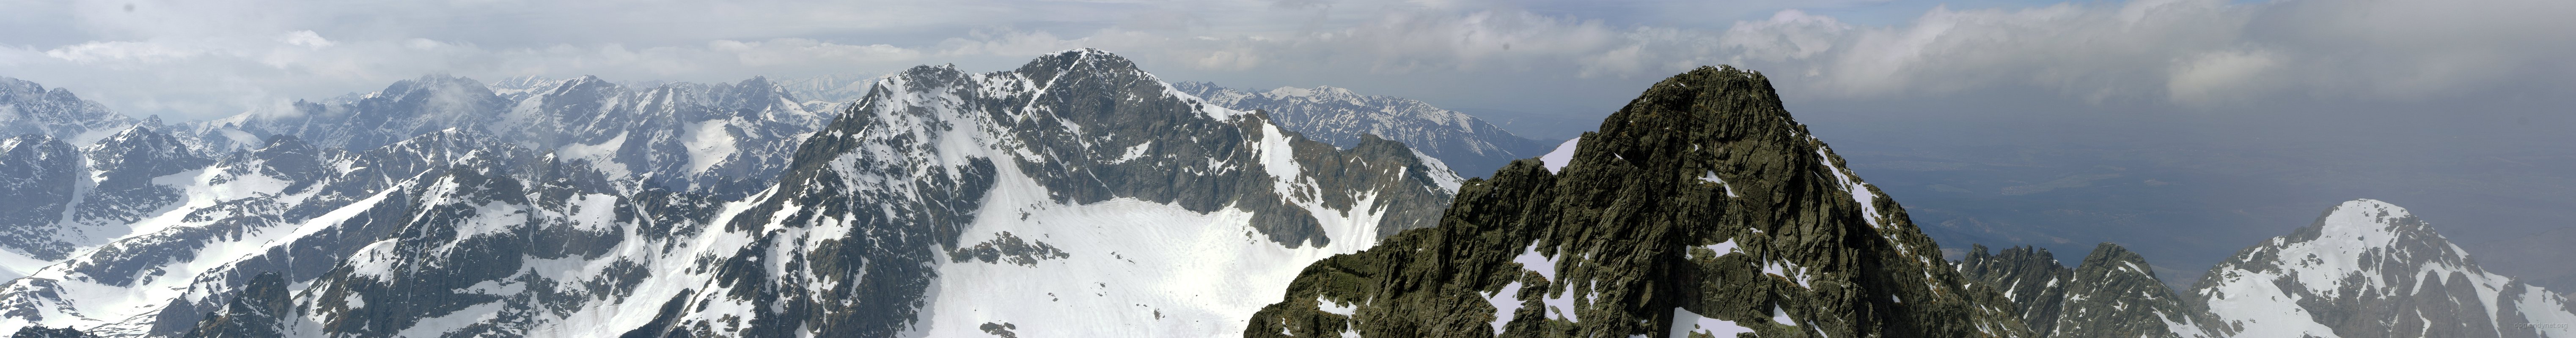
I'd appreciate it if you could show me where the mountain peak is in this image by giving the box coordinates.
[1245,64,2032,338]
[0,77,135,144]
[2186,198,2576,338]
[1010,48,1145,82]
[2299,198,2423,245]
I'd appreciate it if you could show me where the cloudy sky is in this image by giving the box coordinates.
[5,0,2569,127]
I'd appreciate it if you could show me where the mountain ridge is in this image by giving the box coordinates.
[0,49,1464,338]
[1245,65,2034,338]
[1173,82,1549,177]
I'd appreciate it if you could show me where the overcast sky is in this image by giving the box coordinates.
[4,0,2569,126]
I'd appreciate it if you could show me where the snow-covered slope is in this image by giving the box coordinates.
[0,73,836,306]
[1172,82,1548,177]
[0,135,83,276]
[0,49,1457,338]
[0,78,194,272]
[0,124,212,275]
[0,129,543,337]
[2188,199,2576,338]
[588,48,1457,338]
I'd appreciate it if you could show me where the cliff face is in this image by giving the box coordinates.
[1245,66,2032,338]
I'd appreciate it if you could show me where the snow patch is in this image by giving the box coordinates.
[557,131,631,177]
[1701,239,1740,258]
[1407,147,1463,194]
[1109,142,1152,164]
[1539,138,1579,174]
[1699,171,1738,197]
[1672,307,1759,338]
[1484,281,1524,335]
[1317,296,1357,316]
[680,120,737,174]
[1772,304,1798,325]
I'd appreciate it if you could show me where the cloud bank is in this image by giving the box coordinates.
[1,0,2568,121]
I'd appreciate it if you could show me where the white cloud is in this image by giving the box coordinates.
[1708,0,2576,106]
[2167,49,2280,106]
[1,0,2569,121]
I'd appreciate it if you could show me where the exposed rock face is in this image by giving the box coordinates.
[0,126,214,264]
[2187,199,2576,338]
[8,325,97,338]
[1244,65,2032,338]
[1173,82,1548,177]
[0,78,187,267]
[70,127,214,237]
[177,273,290,338]
[1962,244,2227,338]
[0,136,82,262]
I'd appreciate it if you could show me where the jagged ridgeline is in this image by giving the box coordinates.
[1246,66,2032,338]
[1960,244,2228,338]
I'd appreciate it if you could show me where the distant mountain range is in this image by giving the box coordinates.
[1173,82,1551,177]
[0,49,1457,338]
[1965,199,2576,338]
[0,49,2566,338]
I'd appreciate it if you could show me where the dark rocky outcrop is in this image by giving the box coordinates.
[178,273,292,338]
[7,325,98,338]
[0,135,82,260]
[70,127,214,234]
[1962,244,2227,338]
[1245,65,2032,338]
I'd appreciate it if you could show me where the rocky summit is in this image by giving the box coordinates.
[1245,65,2032,338]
